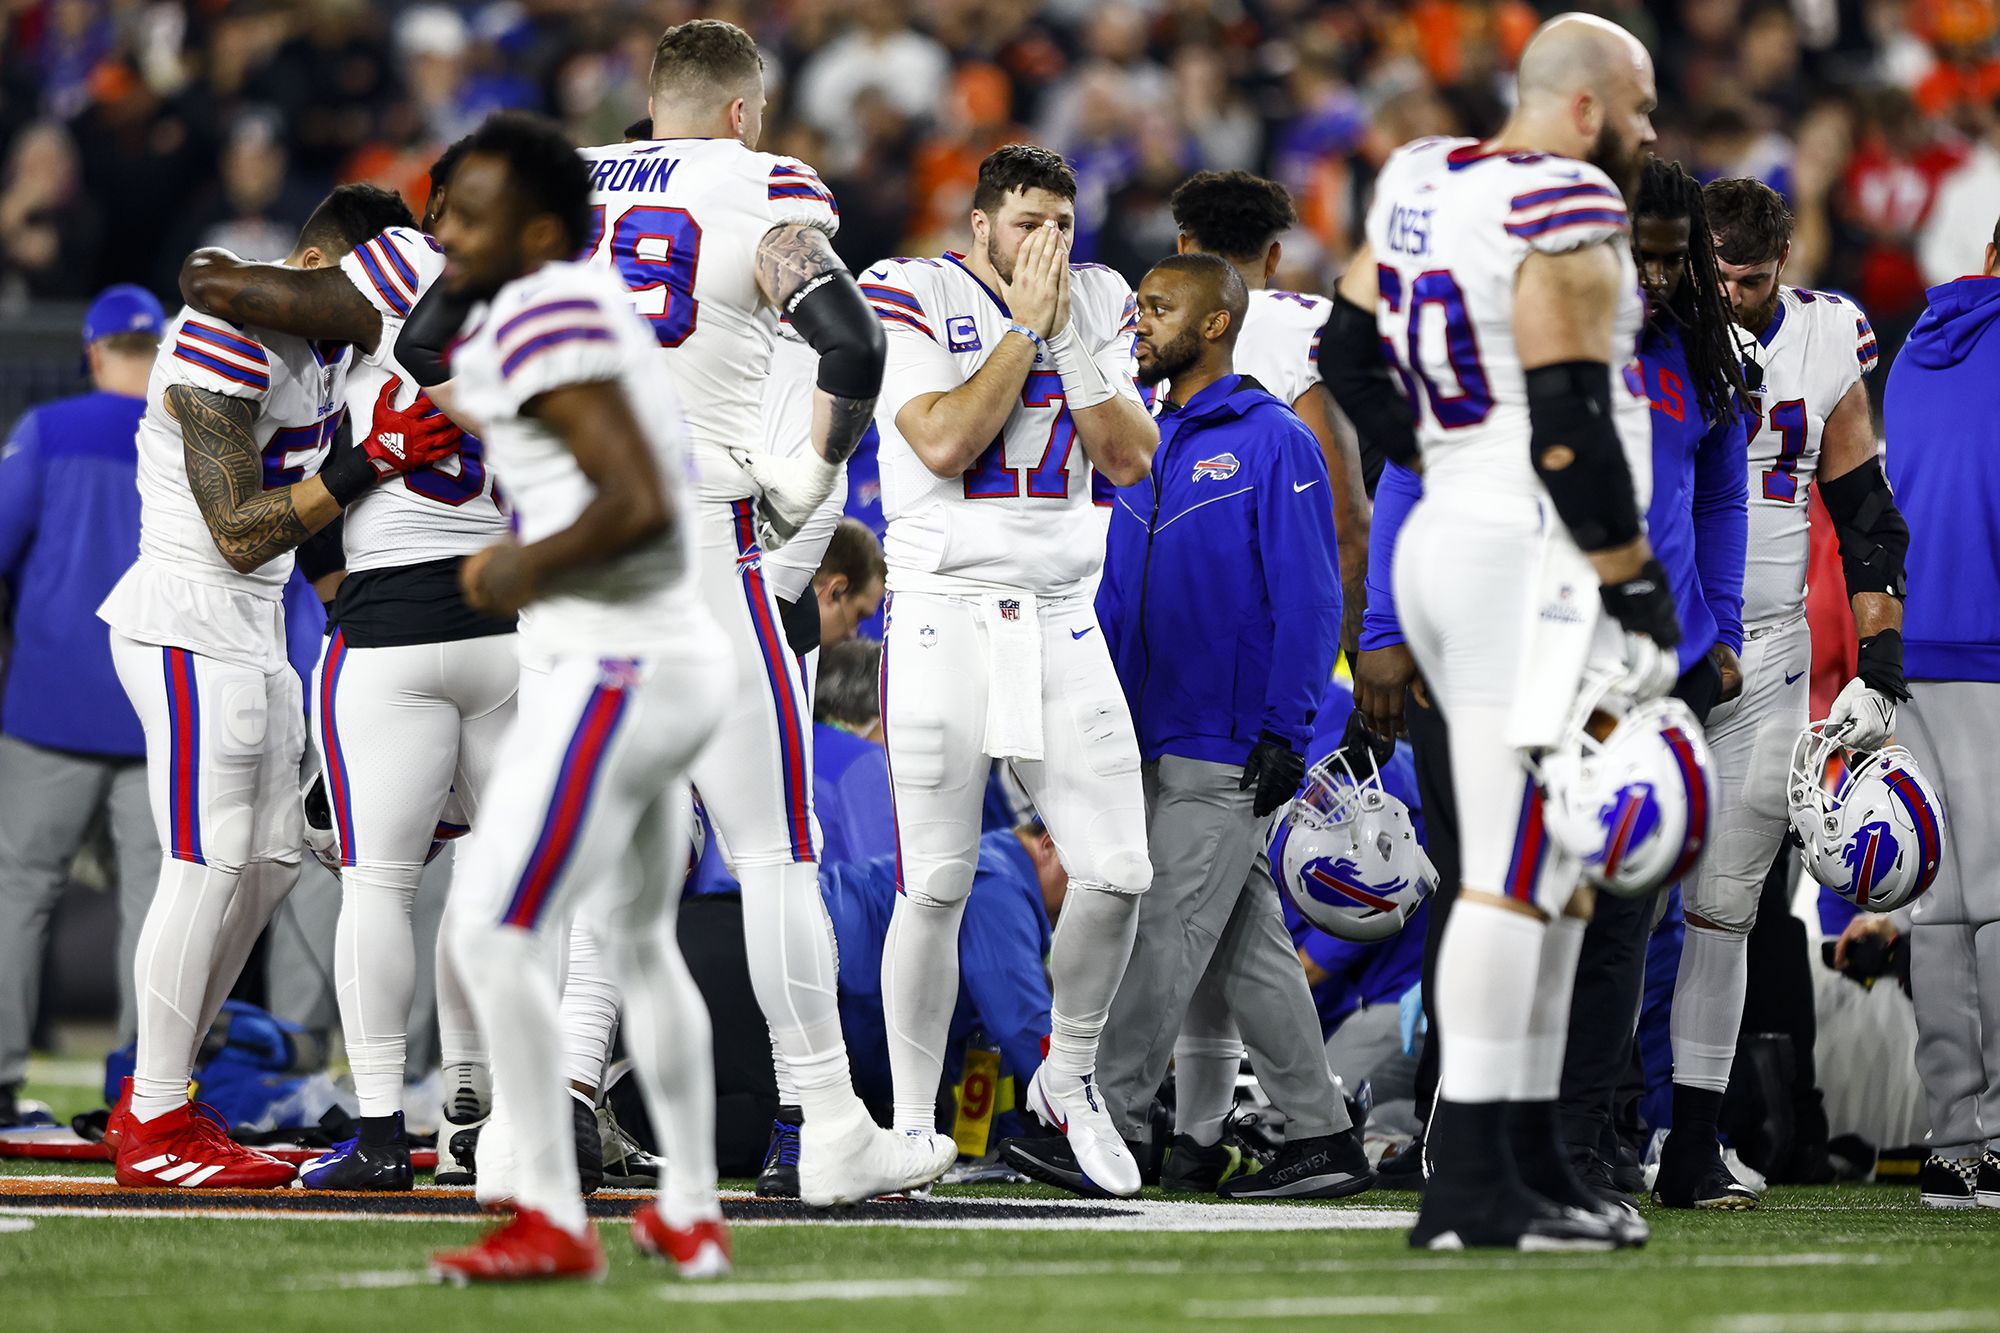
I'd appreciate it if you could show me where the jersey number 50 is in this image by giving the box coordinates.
[582,204,702,347]
[1377,266,1493,430]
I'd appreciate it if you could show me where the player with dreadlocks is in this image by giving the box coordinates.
[1551,153,1752,1211]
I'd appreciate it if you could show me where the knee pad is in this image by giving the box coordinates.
[1062,680,1141,781]
[1683,889,1757,936]
[900,869,974,911]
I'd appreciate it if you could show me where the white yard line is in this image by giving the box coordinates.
[657,1280,966,1304]
[1712,1314,2000,1333]
[1185,1297,1448,1319]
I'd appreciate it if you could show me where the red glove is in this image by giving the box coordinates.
[362,377,461,478]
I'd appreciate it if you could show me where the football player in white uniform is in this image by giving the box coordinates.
[426,114,730,1283]
[1326,14,1679,1249]
[1655,176,1910,1209]
[97,185,457,1189]
[176,142,528,1190]
[867,145,1160,1195]
[577,20,955,1202]
[1168,169,1371,653]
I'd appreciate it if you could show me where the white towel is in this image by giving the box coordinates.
[1504,527,1604,752]
[980,591,1045,761]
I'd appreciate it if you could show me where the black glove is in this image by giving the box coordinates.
[1241,730,1307,819]
[1856,629,1912,703]
[1332,708,1396,772]
[1599,556,1681,649]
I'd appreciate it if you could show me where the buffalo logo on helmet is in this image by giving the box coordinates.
[1589,782,1662,879]
[1192,453,1240,482]
[1301,854,1408,915]
[1839,819,1901,907]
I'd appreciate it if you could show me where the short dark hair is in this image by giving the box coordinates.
[972,145,1077,216]
[1704,176,1793,266]
[814,517,886,593]
[651,19,763,103]
[1170,170,1296,260]
[428,135,472,201]
[813,637,882,730]
[298,184,415,259]
[1147,251,1249,341]
[462,111,594,252]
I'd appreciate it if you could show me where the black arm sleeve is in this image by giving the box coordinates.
[1818,458,1909,600]
[297,513,346,585]
[1524,360,1642,552]
[787,271,886,401]
[395,283,475,388]
[1320,294,1417,486]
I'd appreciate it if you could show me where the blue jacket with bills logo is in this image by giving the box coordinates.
[1097,373,1340,766]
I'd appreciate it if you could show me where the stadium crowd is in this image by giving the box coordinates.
[6,0,2000,369]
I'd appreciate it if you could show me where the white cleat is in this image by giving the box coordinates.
[1025,1066,1141,1198]
[798,1107,956,1207]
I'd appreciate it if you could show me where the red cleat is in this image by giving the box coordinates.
[101,1077,134,1155]
[430,1208,606,1285]
[114,1102,297,1189]
[632,1204,732,1279]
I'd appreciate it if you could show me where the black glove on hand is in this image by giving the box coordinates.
[1241,730,1307,819]
[1333,708,1396,772]
[1599,557,1681,649]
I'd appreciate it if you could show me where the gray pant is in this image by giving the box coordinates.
[0,734,159,1084]
[1904,681,2000,1153]
[1098,755,1345,1141]
[1324,1003,1422,1138]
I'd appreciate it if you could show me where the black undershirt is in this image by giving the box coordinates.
[329,555,515,648]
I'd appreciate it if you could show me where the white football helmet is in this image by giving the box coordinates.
[1537,669,1718,898]
[1788,726,1944,913]
[1276,750,1436,942]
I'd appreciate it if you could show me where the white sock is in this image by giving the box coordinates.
[741,860,862,1124]
[334,866,419,1118]
[450,918,586,1234]
[435,889,484,1077]
[1172,1038,1244,1146]
[1519,914,1586,1101]
[197,858,298,1042]
[558,918,620,1093]
[770,1029,799,1106]
[1434,899,1546,1104]
[130,858,241,1120]
[1671,923,1749,1093]
[1046,883,1140,1080]
[880,892,968,1132]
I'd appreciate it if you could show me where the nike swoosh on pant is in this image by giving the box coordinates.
[1071,627,1094,640]
[1784,671,1804,684]
[1293,480,1319,493]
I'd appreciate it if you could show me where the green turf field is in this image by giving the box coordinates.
[11,1071,2000,1332]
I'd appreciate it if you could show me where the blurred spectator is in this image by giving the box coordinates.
[1035,4,1170,156]
[910,62,1029,243]
[1921,97,2000,282]
[823,88,919,271]
[35,0,114,122]
[795,0,950,173]
[1741,3,1813,119]
[0,120,99,304]
[1173,46,1261,173]
[67,61,213,292]
[1842,87,1968,329]
[1097,118,1194,285]
[159,115,317,292]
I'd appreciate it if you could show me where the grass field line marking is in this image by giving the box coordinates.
[1713,1313,2000,1333]
[936,1252,1906,1281]
[0,1217,32,1233]
[0,1205,451,1225]
[1185,1297,1448,1319]
[276,1271,429,1292]
[657,1279,965,1304]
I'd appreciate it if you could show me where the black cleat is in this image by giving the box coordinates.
[572,1095,602,1196]
[1159,1134,1257,1194]
[1976,1152,2000,1208]
[299,1114,414,1192]
[1000,1136,1128,1200]
[1653,1132,1759,1210]
[755,1108,801,1199]
[597,1102,660,1190]
[1411,1182,1622,1252]
[1374,1132,1428,1190]
[1920,1153,1979,1209]
[1218,1130,1375,1201]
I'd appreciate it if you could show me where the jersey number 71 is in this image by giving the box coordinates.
[582,204,702,347]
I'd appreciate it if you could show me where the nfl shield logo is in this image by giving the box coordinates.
[999,599,1020,621]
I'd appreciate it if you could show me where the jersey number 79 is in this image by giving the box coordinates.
[582,204,703,347]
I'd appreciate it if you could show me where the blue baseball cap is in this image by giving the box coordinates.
[82,284,167,347]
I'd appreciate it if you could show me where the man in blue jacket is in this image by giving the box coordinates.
[0,285,165,1125]
[1010,252,1372,1200]
[1884,227,2000,1205]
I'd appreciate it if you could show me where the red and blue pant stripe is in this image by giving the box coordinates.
[500,667,634,929]
[1503,773,1548,903]
[318,630,359,866]
[730,499,816,863]
[162,648,205,865]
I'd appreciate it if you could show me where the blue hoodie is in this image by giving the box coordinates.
[1097,374,1340,765]
[1885,277,2000,682]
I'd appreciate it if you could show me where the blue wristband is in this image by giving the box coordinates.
[1006,322,1044,351]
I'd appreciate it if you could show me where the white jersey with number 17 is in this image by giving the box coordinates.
[868,254,1142,597]
[578,137,840,502]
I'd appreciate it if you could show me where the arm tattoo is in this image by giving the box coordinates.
[184,255,383,353]
[755,222,845,312]
[822,392,877,465]
[168,384,311,573]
